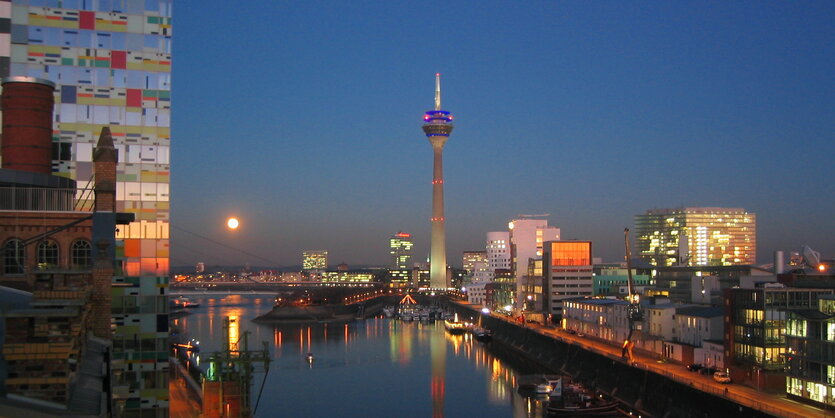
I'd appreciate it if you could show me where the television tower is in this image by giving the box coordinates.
[422,73,454,289]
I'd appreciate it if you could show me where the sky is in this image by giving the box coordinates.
[170,1,835,269]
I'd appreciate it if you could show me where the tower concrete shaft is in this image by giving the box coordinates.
[422,74,453,289]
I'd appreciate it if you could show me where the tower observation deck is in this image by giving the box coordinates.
[422,74,454,290]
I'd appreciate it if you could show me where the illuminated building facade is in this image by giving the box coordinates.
[0,2,173,415]
[320,269,377,283]
[635,207,756,267]
[421,73,453,289]
[389,231,413,269]
[462,250,485,273]
[302,250,328,271]
[386,268,411,288]
[508,217,559,310]
[542,241,593,318]
[726,286,833,391]
[486,231,510,279]
[785,295,835,409]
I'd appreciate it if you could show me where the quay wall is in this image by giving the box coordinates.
[449,303,770,418]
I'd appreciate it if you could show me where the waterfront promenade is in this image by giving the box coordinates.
[456,301,827,418]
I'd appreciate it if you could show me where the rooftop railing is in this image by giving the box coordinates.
[0,187,93,212]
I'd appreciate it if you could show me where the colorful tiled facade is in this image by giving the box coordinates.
[0,1,171,415]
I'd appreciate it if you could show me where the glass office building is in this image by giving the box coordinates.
[1,1,172,415]
[635,207,756,267]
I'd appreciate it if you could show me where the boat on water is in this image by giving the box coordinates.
[545,378,619,416]
[170,295,200,309]
[472,326,493,342]
[444,313,466,335]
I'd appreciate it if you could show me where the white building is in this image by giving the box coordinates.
[674,306,723,346]
[486,231,511,277]
[508,218,560,310]
[466,282,488,306]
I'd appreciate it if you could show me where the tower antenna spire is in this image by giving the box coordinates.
[434,73,441,111]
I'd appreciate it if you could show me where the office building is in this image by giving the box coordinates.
[1,2,173,414]
[508,217,559,310]
[302,250,328,271]
[462,250,485,273]
[389,232,413,269]
[421,74,453,289]
[592,263,651,297]
[785,294,835,409]
[635,207,756,267]
[542,241,593,318]
[486,231,510,278]
[725,285,833,390]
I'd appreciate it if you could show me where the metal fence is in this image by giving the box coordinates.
[0,187,92,212]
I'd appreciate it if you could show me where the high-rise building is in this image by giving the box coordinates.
[635,207,756,267]
[542,241,593,319]
[302,250,328,271]
[1,2,173,415]
[389,231,413,269]
[508,217,560,310]
[421,73,453,289]
[486,231,510,279]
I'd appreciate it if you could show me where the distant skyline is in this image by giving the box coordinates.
[171,1,834,268]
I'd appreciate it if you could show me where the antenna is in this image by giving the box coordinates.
[434,73,441,111]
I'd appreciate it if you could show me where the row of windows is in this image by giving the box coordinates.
[3,239,92,274]
[19,26,172,53]
[56,104,170,127]
[13,63,171,91]
[53,142,170,165]
[21,0,173,16]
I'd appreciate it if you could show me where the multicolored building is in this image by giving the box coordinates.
[0,1,172,415]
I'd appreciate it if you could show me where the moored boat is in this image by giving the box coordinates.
[472,326,493,342]
[546,378,618,416]
[444,313,466,334]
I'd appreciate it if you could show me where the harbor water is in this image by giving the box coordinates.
[172,294,553,417]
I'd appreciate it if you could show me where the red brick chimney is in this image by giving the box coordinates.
[93,126,117,212]
[91,126,117,339]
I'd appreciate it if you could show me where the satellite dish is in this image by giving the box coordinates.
[801,245,821,268]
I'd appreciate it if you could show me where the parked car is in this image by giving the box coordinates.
[565,329,576,335]
[686,363,704,372]
[699,367,718,376]
[713,371,732,383]
[576,332,585,337]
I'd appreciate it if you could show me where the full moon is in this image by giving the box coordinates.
[226,217,239,230]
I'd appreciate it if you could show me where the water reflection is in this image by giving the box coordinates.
[177,295,548,417]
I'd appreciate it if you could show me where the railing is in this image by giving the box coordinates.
[0,187,91,212]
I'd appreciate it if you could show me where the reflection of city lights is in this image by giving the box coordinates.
[228,315,239,351]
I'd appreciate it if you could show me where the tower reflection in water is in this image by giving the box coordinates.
[175,296,544,417]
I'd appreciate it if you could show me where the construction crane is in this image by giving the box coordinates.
[621,228,643,363]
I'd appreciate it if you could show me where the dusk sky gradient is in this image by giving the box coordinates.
[170,1,834,268]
